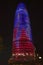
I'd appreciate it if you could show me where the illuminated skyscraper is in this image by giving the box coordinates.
[10,3,35,62]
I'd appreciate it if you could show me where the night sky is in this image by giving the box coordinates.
[0,0,43,61]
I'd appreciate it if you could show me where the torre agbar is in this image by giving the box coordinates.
[11,3,35,62]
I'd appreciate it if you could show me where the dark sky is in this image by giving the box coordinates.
[0,0,43,57]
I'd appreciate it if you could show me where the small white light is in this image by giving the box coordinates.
[20,53,25,56]
[12,54,15,56]
[18,53,21,55]
[22,53,25,56]
[39,56,42,59]
[26,53,28,55]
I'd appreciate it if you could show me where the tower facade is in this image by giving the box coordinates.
[11,3,35,61]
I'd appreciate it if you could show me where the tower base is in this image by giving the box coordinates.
[8,53,35,65]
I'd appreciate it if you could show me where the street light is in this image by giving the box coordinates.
[39,56,42,59]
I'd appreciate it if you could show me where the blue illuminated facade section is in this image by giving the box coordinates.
[13,3,32,43]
